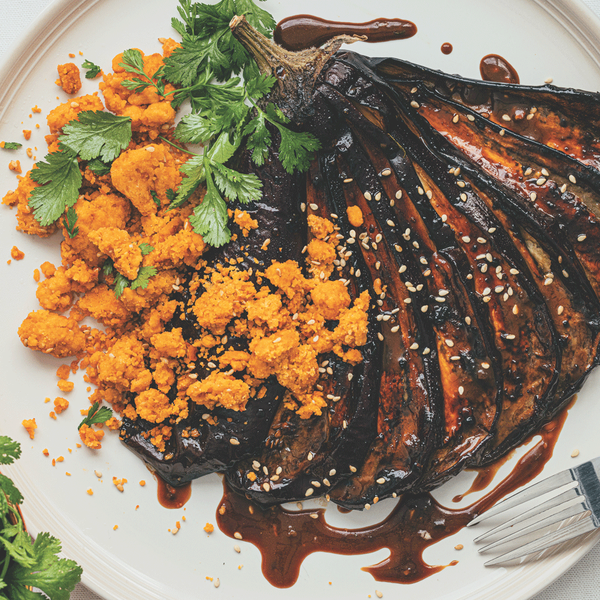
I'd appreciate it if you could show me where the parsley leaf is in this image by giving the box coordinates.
[189,168,230,247]
[62,207,79,239]
[212,162,262,203]
[274,125,321,174]
[113,273,129,299]
[1,142,22,150]
[4,532,82,600]
[78,402,113,429]
[86,158,111,176]
[131,266,158,290]
[172,154,205,209]
[139,243,155,256]
[82,58,101,79]
[59,111,132,163]
[0,436,21,465]
[29,150,82,226]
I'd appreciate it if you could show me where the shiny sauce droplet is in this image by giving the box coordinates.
[274,15,417,52]
[441,43,453,55]
[480,54,520,84]
[156,475,191,509]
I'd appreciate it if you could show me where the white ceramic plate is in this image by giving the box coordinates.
[2,1,600,599]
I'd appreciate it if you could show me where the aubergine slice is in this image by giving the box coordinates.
[225,158,381,505]
[371,55,600,172]
[120,138,307,486]
[312,64,557,498]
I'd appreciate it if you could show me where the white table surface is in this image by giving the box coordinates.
[2,1,600,599]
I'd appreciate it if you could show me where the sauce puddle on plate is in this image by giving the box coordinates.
[274,15,417,51]
[216,396,574,588]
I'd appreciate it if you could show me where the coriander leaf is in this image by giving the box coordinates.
[171,154,205,209]
[0,474,23,506]
[189,169,230,247]
[1,142,22,150]
[102,259,114,277]
[59,111,132,163]
[0,528,35,569]
[131,266,157,291]
[86,158,111,176]
[273,124,321,174]
[166,188,177,202]
[113,273,129,299]
[163,35,210,87]
[0,436,21,465]
[5,532,82,600]
[235,0,277,36]
[29,150,82,226]
[243,111,271,166]
[174,113,216,144]
[244,73,276,101]
[62,207,79,239]
[212,162,262,203]
[150,190,162,207]
[82,59,101,79]
[120,48,145,73]
[206,130,239,165]
[139,243,154,256]
[78,402,113,429]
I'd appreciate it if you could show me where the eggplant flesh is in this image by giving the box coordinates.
[124,20,600,507]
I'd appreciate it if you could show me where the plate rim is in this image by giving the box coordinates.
[2,1,600,599]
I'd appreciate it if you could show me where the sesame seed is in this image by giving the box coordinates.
[391,325,400,333]
[483,296,491,303]
[578,234,587,242]
[386,219,395,227]
[404,298,412,304]
[494,286,504,293]
[477,237,487,244]
[481,362,490,369]
[410,342,419,350]
[571,449,580,458]
[482,287,492,296]
[439,289,450,296]
[442,214,448,222]
[305,488,314,497]
[569,174,577,184]
[426,190,433,199]
[422,347,431,355]
[457,181,466,188]
[420,257,428,265]
[505,334,516,340]
[376,591,383,599]
[545,77,553,84]
[230,438,240,446]
[527,113,534,120]
[145,146,155,152]
[381,168,392,177]
[411,87,418,93]
[499,129,505,136]
[486,253,493,262]
[349,465,357,473]
[395,244,403,253]
[460,193,467,202]
[510,268,520,275]
[263,482,271,491]
[467,114,475,122]
[488,227,497,233]
[234,544,241,553]
[536,177,546,186]
[411,100,420,109]
[343,178,353,183]
[309,203,318,210]
[465,316,472,325]
[458,386,464,395]
[396,190,403,199]
[234,532,243,540]
[418,186,424,195]
[452,114,459,123]
[541,168,550,177]
[524,167,533,176]
[558,305,564,315]
[375,192,382,201]
[413,241,420,249]
[423,269,432,276]
[421,305,429,313]
[560,183,567,193]
[399,265,407,273]
[364,191,372,201]
[462,236,471,243]
[450,355,460,361]
[307,452,314,461]
[376,478,386,485]
[445,339,454,347]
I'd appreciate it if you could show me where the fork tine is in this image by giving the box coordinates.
[473,486,582,543]
[468,469,575,526]
[483,515,597,566]
[478,502,588,553]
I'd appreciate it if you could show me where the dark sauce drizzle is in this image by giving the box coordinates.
[480,54,520,84]
[441,43,453,55]
[216,398,574,588]
[274,15,417,52]
[156,475,192,509]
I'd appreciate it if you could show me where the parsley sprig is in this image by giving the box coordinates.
[0,436,82,598]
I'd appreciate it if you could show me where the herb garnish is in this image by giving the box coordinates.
[62,207,79,239]
[82,59,102,79]
[78,402,113,429]
[1,142,22,150]
[0,436,82,598]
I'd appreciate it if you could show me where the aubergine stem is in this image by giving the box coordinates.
[230,15,360,124]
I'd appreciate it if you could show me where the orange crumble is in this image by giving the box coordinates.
[57,379,74,393]
[53,397,69,414]
[22,418,37,439]
[87,489,93,495]
[203,523,214,533]
[42,448,49,456]
[10,246,25,260]
[23,130,31,140]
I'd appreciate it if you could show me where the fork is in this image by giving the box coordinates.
[467,456,600,566]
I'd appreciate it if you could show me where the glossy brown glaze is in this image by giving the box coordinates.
[480,53,520,84]
[156,475,191,509]
[441,43,453,55]
[274,15,417,51]
[216,398,573,587]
